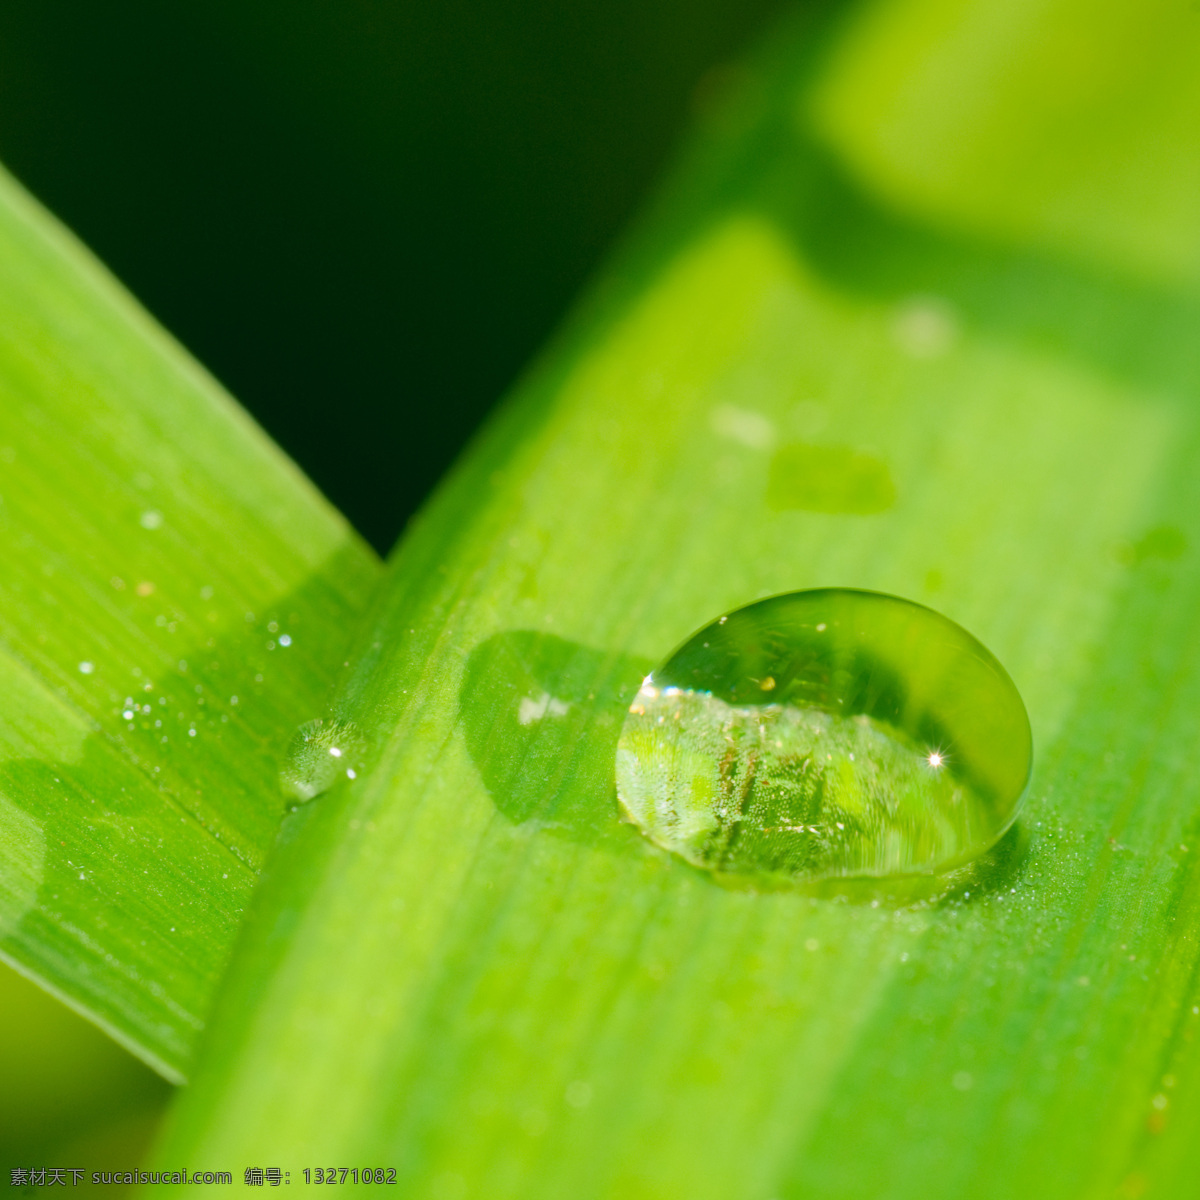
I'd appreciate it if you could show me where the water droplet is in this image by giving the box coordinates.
[280,718,366,802]
[78,661,94,674]
[139,509,163,530]
[616,590,1031,884]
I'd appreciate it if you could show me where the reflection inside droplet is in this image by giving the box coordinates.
[615,589,1031,883]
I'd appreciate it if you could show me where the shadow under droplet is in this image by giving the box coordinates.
[460,629,1031,903]
[458,630,652,847]
[1115,523,1187,567]
[766,442,896,514]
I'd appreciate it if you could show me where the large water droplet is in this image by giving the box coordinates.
[616,590,1031,883]
[280,718,365,802]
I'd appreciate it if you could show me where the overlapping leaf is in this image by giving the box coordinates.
[0,167,380,1080]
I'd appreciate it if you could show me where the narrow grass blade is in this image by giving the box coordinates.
[0,167,380,1080]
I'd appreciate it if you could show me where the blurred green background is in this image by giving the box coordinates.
[0,967,170,1183]
[0,0,785,554]
[0,0,789,1179]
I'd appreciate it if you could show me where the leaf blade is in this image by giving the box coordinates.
[0,165,382,1078]
[157,1,1200,1194]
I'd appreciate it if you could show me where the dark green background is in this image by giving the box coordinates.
[0,0,785,553]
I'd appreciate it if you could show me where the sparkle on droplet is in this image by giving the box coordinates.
[78,661,94,674]
[615,589,1031,884]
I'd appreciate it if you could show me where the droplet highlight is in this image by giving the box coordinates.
[280,718,365,802]
[616,589,1031,883]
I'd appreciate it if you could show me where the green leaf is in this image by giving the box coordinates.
[161,0,1200,1194]
[0,165,380,1081]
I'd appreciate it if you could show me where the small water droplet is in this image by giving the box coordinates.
[278,633,292,647]
[280,718,366,802]
[78,661,94,674]
[615,590,1031,884]
[139,509,163,530]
